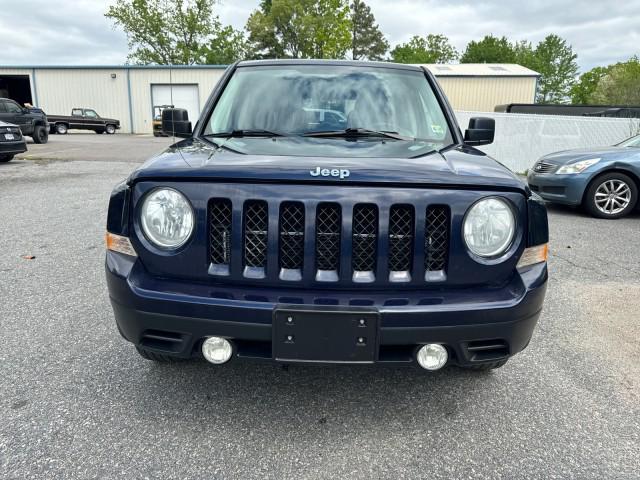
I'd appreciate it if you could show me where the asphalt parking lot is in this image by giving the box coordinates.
[1,134,639,479]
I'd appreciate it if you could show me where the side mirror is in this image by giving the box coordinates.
[22,107,29,114]
[162,108,192,138]
[464,117,495,146]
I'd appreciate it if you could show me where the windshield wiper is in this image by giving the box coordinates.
[303,128,413,141]
[205,129,286,138]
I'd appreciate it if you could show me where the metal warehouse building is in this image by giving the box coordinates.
[0,63,538,134]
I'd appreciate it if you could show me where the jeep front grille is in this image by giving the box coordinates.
[207,198,450,285]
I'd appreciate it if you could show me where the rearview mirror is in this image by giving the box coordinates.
[162,108,192,138]
[464,117,495,146]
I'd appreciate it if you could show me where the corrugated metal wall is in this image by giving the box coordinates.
[128,68,225,133]
[0,67,227,134]
[36,69,131,131]
[437,77,536,112]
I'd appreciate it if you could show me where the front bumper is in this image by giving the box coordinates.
[107,251,547,367]
[527,171,588,205]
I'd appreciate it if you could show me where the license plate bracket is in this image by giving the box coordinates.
[273,307,379,363]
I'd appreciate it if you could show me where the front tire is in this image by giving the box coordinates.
[0,154,14,162]
[584,172,638,219]
[135,346,181,363]
[32,125,48,144]
[55,123,68,135]
[105,124,116,134]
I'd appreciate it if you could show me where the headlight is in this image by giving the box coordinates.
[463,197,516,258]
[556,158,600,174]
[140,188,194,249]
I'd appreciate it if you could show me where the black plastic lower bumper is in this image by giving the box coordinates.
[0,140,27,155]
[106,252,547,367]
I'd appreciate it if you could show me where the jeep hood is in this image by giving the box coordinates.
[129,137,526,191]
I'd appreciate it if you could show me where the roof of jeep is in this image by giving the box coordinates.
[236,59,424,71]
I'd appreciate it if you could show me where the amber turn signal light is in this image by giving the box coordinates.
[516,243,548,269]
[105,232,137,257]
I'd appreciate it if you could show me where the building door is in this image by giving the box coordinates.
[151,84,199,129]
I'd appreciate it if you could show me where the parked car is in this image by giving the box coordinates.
[528,134,640,218]
[0,98,49,144]
[105,60,549,372]
[48,108,120,135]
[0,120,27,162]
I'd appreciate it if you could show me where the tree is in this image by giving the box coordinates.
[391,34,458,64]
[460,35,515,63]
[105,0,247,65]
[570,66,610,104]
[591,56,640,105]
[533,34,579,103]
[350,0,388,60]
[513,40,536,69]
[246,0,352,59]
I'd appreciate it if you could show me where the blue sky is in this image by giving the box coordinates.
[1,0,638,72]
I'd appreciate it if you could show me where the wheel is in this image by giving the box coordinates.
[55,123,68,135]
[105,124,116,134]
[135,346,181,363]
[463,359,508,371]
[584,172,638,219]
[32,125,48,144]
[0,154,14,162]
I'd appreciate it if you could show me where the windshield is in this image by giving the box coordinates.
[617,134,640,147]
[204,64,453,146]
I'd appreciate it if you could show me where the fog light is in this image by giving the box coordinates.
[202,337,233,364]
[417,344,448,370]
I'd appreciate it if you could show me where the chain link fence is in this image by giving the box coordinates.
[455,111,640,173]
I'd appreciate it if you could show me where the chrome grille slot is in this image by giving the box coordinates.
[279,202,305,281]
[315,203,341,282]
[388,205,414,282]
[424,205,449,281]
[243,200,268,278]
[352,204,378,283]
[208,199,232,276]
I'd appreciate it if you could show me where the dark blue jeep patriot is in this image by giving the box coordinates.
[106,60,548,371]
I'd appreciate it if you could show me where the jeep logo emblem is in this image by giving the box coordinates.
[309,167,350,179]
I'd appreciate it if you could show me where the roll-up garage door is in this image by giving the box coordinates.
[151,84,200,125]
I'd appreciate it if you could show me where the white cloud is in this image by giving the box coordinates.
[0,0,638,71]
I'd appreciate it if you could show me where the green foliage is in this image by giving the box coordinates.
[589,57,640,105]
[246,0,352,59]
[570,66,609,104]
[391,34,458,64]
[350,0,388,60]
[460,35,515,63]
[105,0,248,65]
[532,34,579,103]
[461,34,579,103]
